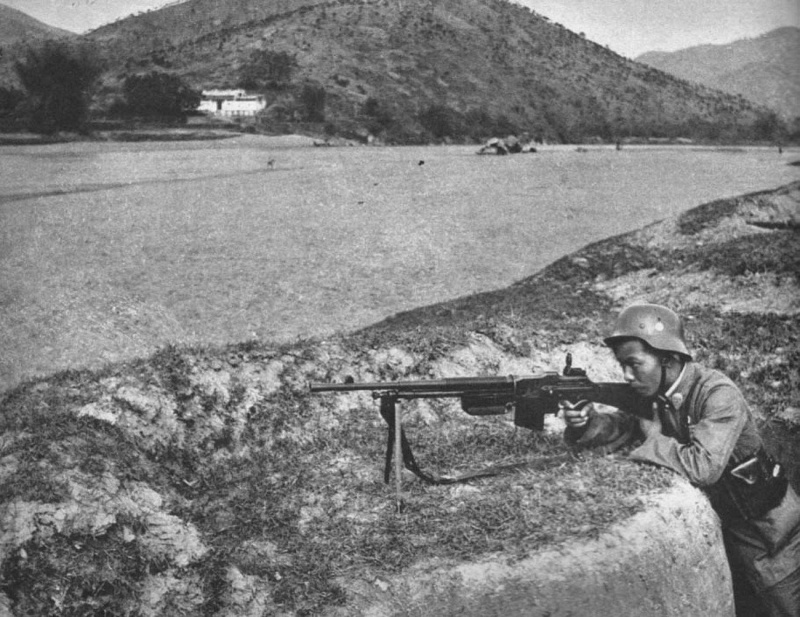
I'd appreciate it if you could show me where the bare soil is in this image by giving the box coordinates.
[0,180,798,616]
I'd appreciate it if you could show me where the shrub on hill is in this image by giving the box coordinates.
[237,48,296,91]
[112,72,200,121]
[0,85,25,130]
[299,82,326,122]
[0,86,24,114]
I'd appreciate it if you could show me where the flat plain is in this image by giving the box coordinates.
[1,136,797,392]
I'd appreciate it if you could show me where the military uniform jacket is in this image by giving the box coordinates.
[565,361,800,590]
[566,362,761,484]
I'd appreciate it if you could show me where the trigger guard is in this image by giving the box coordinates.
[561,399,591,410]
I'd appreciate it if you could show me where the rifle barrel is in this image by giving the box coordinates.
[309,374,525,395]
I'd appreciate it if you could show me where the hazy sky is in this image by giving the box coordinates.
[4,0,800,58]
[4,0,176,33]
[521,0,800,57]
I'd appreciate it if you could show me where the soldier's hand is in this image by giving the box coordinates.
[639,401,662,439]
[561,400,594,428]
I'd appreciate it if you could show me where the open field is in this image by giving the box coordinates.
[1,137,798,392]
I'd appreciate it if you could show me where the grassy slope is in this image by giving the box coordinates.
[0,181,798,615]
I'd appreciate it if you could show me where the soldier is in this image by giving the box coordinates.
[563,304,800,615]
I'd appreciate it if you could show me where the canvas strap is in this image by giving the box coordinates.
[378,396,572,485]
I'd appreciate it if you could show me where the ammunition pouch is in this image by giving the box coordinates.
[706,448,788,523]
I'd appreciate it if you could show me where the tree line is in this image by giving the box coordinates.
[0,42,328,134]
[0,40,201,134]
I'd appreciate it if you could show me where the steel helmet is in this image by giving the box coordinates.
[604,304,691,360]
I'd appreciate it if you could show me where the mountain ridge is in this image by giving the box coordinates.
[636,27,800,120]
[0,3,74,45]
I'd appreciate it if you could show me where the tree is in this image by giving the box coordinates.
[363,97,394,134]
[300,83,326,122]
[238,49,296,90]
[418,104,464,140]
[750,110,785,143]
[14,40,102,134]
[0,86,25,130]
[0,86,24,115]
[122,72,200,120]
[787,116,800,143]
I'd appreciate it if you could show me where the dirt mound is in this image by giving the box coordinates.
[1,181,798,615]
[329,482,732,617]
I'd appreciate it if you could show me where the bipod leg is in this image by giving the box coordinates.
[379,396,404,513]
[392,397,403,512]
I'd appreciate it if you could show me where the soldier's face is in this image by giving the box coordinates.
[613,339,662,398]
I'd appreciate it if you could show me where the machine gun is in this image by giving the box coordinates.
[310,354,646,489]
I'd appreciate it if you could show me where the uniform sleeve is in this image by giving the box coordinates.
[629,384,748,486]
[564,408,640,453]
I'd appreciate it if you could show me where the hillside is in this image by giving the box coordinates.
[0,3,75,97]
[637,27,800,121]
[0,3,73,45]
[79,0,777,143]
[1,180,798,615]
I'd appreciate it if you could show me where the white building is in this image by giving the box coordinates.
[198,89,266,117]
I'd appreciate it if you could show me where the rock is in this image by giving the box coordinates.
[77,400,120,424]
[0,592,13,617]
[217,566,276,617]
[776,406,800,426]
[137,571,206,617]
[114,387,163,420]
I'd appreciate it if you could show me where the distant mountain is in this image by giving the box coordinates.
[0,3,74,45]
[637,27,800,120]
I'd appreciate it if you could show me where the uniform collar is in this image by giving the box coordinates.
[665,362,693,410]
